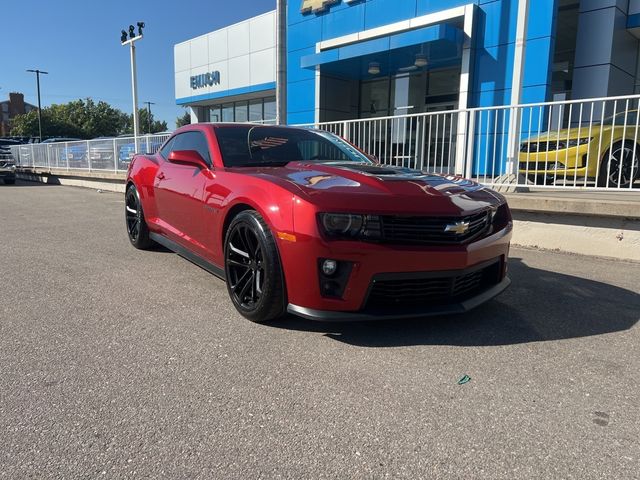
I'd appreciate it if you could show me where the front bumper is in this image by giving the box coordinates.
[518,144,598,178]
[288,276,510,321]
[277,223,512,315]
[0,167,16,178]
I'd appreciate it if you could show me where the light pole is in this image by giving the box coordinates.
[120,22,145,151]
[276,0,287,125]
[144,101,155,134]
[26,69,49,141]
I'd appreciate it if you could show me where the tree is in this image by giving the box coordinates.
[10,108,83,138]
[125,108,168,135]
[176,110,191,128]
[9,98,167,139]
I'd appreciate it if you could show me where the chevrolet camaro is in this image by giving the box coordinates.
[125,124,512,323]
[519,110,640,187]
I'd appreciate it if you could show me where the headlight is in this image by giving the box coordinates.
[491,204,511,231]
[566,137,592,148]
[318,213,381,239]
[320,213,363,236]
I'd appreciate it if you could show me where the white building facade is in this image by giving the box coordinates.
[174,10,277,124]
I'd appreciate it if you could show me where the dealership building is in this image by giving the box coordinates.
[175,0,640,126]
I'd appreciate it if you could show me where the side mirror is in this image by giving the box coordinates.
[368,154,379,164]
[168,149,209,169]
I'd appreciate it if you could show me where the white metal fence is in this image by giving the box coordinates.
[9,134,171,172]
[6,95,640,190]
[302,94,640,191]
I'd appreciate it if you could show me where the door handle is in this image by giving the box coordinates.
[157,172,165,180]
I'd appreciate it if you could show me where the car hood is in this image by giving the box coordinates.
[524,126,616,142]
[232,161,505,215]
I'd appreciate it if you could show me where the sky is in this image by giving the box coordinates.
[1,0,275,129]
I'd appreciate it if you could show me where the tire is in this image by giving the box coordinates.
[224,210,286,323]
[598,141,640,188]
[125,184,153,249]
[4,177,16,185]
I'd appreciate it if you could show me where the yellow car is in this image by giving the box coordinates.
[519,110,640,187]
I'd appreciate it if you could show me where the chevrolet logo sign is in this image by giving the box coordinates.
[301,0,356,14]
[444,221,470,235]
[301,0,339,13]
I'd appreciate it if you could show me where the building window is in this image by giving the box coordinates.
[222,103,234,122]
[199,96,276,124]
[263,97,276,123]
[209,106,221,122]
[552,1,579,96]
[234,101,248,122]
[426,67,460,105]
[249,99,263,122]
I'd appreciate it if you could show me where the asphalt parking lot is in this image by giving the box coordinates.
[1,181,639,479]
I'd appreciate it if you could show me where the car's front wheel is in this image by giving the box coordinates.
[598,141,640,188]
[3,177,16,185]
[224,210,286,323]
[125,184,153,249]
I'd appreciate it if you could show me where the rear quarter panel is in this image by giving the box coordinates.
[127,153,162,226]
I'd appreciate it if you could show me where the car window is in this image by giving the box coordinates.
[159,136,176,159]
[605,111,638,126]
[215,126,373,167]
[172,131,212,166]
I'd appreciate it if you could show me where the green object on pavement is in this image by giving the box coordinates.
[458,375,471,385]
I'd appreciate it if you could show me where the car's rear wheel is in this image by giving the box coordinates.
[125,184,153,249]
[598,141,640,188]
[224,210,286,323]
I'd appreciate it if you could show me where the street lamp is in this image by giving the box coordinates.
[26,69,49,141]
[144,101,155,134]
[120,22,145,150]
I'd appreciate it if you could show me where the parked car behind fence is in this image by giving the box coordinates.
[10,133,171,171]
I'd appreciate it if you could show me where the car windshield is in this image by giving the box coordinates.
[215,126,373,167]
[603,111,638,126]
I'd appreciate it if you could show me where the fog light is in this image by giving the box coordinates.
[322,259,338,276]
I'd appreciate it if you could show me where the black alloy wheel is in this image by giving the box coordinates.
[125,184,152,249]
[599,141,640,188]
[224,210,286,323]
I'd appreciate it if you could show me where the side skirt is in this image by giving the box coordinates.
[149,232,226,281]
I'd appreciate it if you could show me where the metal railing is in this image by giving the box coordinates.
[300,94,640,191]
[9,133,171,172]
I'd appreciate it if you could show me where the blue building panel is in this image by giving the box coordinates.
[286,0,559,173]
[288,17,323,52]
[321,2,367,39]
[287,78,316,116]
[363,0,419,30]
[289,47,318,83]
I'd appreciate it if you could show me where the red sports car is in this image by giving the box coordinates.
[125,124,512,323]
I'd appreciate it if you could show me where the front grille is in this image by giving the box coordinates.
[520,141,562,153]
[519,161,550,171]
[379,210,490,245]
[365,261,501,311]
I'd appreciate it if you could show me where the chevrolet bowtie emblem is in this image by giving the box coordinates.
[301,0,340,13]
[444,221,470,235]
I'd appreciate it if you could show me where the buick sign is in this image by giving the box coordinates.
[190,71,221,89]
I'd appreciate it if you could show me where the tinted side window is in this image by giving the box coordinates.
[159,136,176,159]
[172,131,212,166]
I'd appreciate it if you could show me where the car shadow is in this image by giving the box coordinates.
[267,257,640,347]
